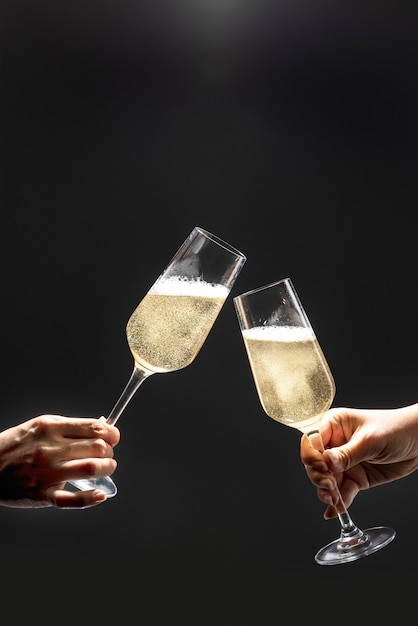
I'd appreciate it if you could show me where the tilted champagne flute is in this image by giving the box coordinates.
[233,278,395,565]
[69,227,246,497]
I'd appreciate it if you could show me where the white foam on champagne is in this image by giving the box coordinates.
[242,325,315,342]
[150,275,229,298]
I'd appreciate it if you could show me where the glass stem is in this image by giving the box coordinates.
[106,365,152,426]
[308,430,363,539]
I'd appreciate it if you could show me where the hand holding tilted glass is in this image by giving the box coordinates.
[233,278,395,565]
[68,227,246,497]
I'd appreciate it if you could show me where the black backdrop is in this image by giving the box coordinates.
[1,0,417,619]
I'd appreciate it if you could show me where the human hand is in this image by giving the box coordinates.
[300,404,418,519]
[0,414,120,509]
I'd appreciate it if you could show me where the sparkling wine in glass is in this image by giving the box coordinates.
[233,278,395,565]
[69,227,246,497]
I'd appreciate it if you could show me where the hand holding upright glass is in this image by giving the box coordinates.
[69,227,246,497]
[234,278,395,565]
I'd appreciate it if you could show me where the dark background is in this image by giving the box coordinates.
[1,0,417,619]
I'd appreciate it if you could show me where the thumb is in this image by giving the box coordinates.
[323,424,369,472]
[324,446,355,473]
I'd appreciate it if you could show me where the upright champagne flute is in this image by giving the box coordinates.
[233,278,395,565]
[69,227,246,497]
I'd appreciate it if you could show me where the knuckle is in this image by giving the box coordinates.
[79,459,98,477]
[30,414,57,435]
[92,439,111,457]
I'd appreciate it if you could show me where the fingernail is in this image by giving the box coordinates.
[319,478,335,490]
[93,490,107,502]
[311,461,328,472]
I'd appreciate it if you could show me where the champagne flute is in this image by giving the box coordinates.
[233,278,396,565]
[69,227,246,497]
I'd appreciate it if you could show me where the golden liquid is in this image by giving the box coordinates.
[126,277,228,373]
[242,325,335,434]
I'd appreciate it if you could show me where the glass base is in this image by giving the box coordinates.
[315,526,396,565]
[67,476,118,498]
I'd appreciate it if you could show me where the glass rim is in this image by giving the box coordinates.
[194,226,247,260]
[233,277,292,301]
